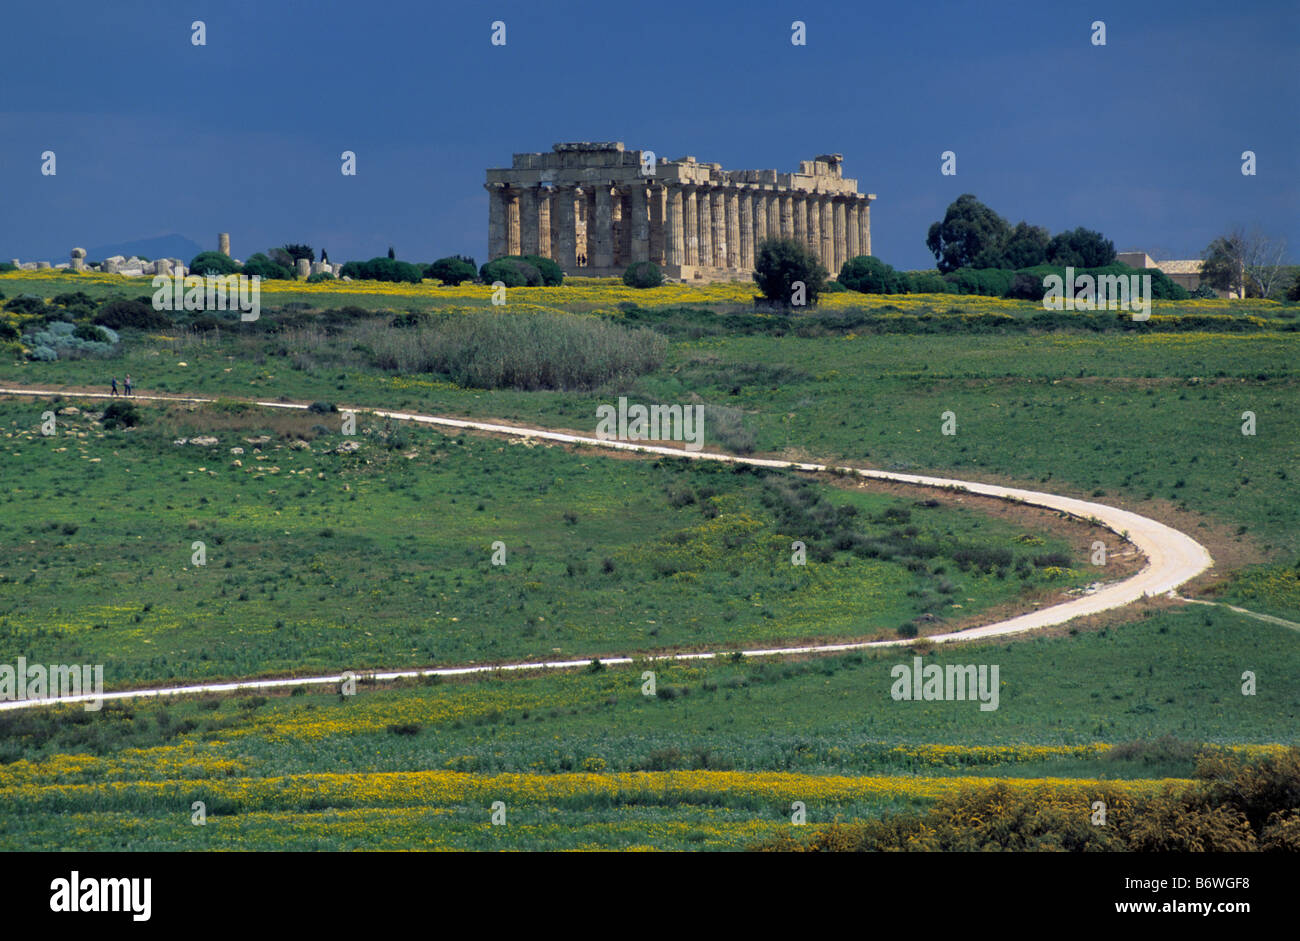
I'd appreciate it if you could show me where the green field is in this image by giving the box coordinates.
[2,272,1297,850]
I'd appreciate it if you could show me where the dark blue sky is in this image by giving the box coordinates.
[2,0,1296,269]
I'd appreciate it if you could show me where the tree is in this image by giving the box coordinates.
[752,237,827,306]
[926,195,1011,273]
[281,244,315,264]
[1205,227,1290,298]
[188,251,240,276]
[839,256,908,294]
[427,256,478,286]
[1287,272,1300,303]
[1046,227,1116,268]
[1002,222,1050,268]
[387,246,396,260]
[622,261,663,288]
[241,253,293,280]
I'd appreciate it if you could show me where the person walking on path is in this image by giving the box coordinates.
[110,377,118,396]
[124,374,133,396]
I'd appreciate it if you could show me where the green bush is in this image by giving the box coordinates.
[0,321,18,341]
[753,238,827,306]
[339,257,424,284]
[72,323,111,343]
[520,255,563,286]
[839,256,908,294]
[907,272,952,294]
[306,271,335,283]
[0,262,16,273]
[94,299,171,329]
[241,253,293,281]
[1192,283,1219,299]
[821,279,849,293]
[943,268,1013,297]
[426,257,478,286]
[623,261,664,288]
[5,295,47,315]
[1286,274,1300,302]
[480,257,542,287]
[101,401,141,430]
[188,251,241,276]
[367,311,666,391]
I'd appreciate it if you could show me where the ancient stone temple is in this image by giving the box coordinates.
[484,142,875,281]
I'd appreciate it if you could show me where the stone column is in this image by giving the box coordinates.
[505,188,522,257]
[611,190,627,267]
[296,258,311,280]
[819,195,834,269]
[520,187,540,256]
[793,194,808,251]
[629,185,650,264]
[860,197,872,255]
[666,185,685,267]
[484,183,506,261]
[767,194,781,242]
[738,189,754,271]
[70,247,86,272]
[846,202,860,260]
[809,196,822,262]
[554,185,579,271]
[697,187,713,269]
[780,193,794,239]
[683,185,699,266]
[833,197,847,273]
[537,187,553,259]
[725,188,740,270]
[711,187,728,268]
[592,185,614,269]
[753,191,768,251]
[218,233,231,257]
[648,184,665,265]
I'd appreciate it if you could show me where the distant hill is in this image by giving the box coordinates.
[84,234,206,263]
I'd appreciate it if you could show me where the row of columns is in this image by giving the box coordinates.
[486,181,871,275]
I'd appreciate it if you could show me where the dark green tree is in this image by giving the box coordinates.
[752,237,827,306]
[1046,227,1116,268]
[925,194,1011,272]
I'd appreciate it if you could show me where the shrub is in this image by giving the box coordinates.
[188,251,241,277]
[520,254,563,286]
[0,262,15,273]
[1006,272,1044,300]
[0,321,17,341]
[28,345,57,361]
[907,272,952,294]
[101,401,141,429]
[1288,273,1300,302]
[307,401,337,414]
[623,261,664,288]
[480,257,542,287]
[339,257,424,283]
[753,237,827,306]
[94,299,171,329]
[426,256,478,286]
[306,271,335,283]
[72,323,111,343]
[839,256,908,294]
[1192,283,1219,299]
[367,311,666,391]
[5,295,47,315]
[241,253,293,280]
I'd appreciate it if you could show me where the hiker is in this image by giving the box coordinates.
[110,377,118,396]
[124,374,133,396]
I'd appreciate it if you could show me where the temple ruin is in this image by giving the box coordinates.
[485,142,875,281]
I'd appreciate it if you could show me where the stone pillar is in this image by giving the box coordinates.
[484,183,506,261]
[648,184,666,265]
[629,185,650,264]
[725,188,740,270]
[697,187,713,269]
[753,191,768,251]
[154,258,173,277]
[102,259,118,273]
[505,188,522,257]
[767,194,781,242]
[846,202,860,261]
[833,197,847,274]
[683,185,699,266]
[296,258,311,280]
[218,233,230,257]
[611,190,627,267]
[554,185,579,272]
[311,261,328,276]
[793,195,807,252]
[860,198,872,256]
[819,195,834,269]
[780,193,794,239]
[537,187,552,259]
[70,247,86,272]
[711,187,727,268]
[592,185,614,269]
[809,195,822,263]
[520,187,540,256]
[666,185,685,267]
[738,189,754,271]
